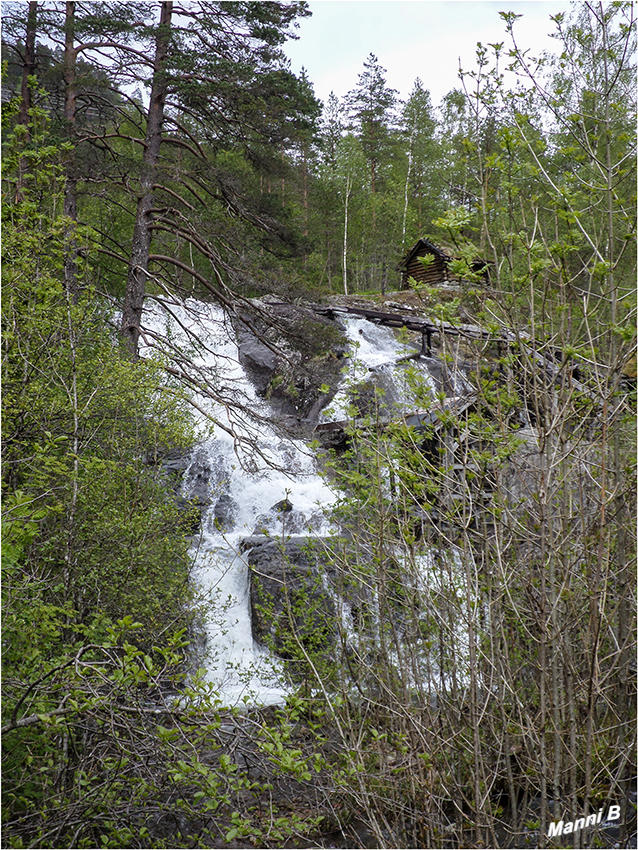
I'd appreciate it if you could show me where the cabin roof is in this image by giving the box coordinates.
[397,237,491,274]
[397,238,454,270]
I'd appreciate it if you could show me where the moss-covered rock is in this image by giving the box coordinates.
[233,296,349,423]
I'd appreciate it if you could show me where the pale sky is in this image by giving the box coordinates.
[284,0,575,107]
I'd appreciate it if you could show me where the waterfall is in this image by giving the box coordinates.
[321,316,437,423]
[140,297,462,706]
[141,298,334,706]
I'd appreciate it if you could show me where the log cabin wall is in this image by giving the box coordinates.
[398,238,490,289]
[402,253,454,288]
[399,239,459,288]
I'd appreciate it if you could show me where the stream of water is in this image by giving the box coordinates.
[141,298,452,705]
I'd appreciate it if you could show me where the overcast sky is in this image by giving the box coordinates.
[284,0,575,108]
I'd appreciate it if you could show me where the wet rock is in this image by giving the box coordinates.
[246,536,337,663]
[273,498,293,513]
[252,500,310,536]
[185,466,213,506]
[213,494,238,532]
[151,446,203,531]
[182,445,233,508]
[244,535,370,678]
[234,324,277,394]
[232,301,348,424]
[158,447,193,475]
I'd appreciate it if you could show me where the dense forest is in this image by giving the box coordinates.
[2,2,636,848]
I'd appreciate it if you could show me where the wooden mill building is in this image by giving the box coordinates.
[397,238,490,289]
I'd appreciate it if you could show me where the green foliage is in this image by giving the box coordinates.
[3,134,197,639]
[2,3,636,847]
[2,119,336,850]
[2,121,199,847]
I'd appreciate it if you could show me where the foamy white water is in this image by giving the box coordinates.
[140,297,463,706]
[140,298,335,706]
[321,316,437,423]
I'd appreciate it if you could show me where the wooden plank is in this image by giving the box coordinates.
[319,304,503,342]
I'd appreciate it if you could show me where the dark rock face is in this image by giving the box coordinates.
[272,498,293,513]
[151,446,204,532]
[158,447,193,476]
[213,494,238,532]
[246,536,334,660]
[233,297,349,424]
[245,535,363,670]
[187,468,214,506]
[173,445,237,533]
[182,445,233,507]
[233,323,278,395]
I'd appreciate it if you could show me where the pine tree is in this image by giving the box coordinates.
[4,1,318,353]
[345,53,398,196]
[400,78,441,244]
[120,0,173,354]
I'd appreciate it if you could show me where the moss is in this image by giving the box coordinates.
[266,374,285,399]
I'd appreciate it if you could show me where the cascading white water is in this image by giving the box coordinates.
[140,298,459,706]
[324,317,472,692]
[321,316,437,423]
[141,298,335,706]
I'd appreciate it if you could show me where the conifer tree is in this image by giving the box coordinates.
[400,78,440,244]
[345,52,398,196]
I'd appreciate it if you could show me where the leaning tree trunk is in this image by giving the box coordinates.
[120,1,173,356]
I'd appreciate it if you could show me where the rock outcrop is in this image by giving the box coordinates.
[233,296,349,425]
[245,535,336,661]
[243,533,368,676]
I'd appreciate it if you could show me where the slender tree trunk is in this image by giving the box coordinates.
[342,173,351,296]
[63,1,79,298]
[280,144,285,198]
[121,1,173,355]
[463,543,483,847]
[302,144,308,234]
[302,142,309,271]
[598,18,631,839]
[18,2,37,129]
[63,2,77,125]
[402,130,413,248]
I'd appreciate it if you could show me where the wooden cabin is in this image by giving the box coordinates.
[397,238,489,289]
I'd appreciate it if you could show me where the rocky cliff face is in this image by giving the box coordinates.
[233,295,349,428]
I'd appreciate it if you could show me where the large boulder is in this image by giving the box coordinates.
[244,535,366,676]
[233,323,278,395]
[212,494,239,532]
[246,536,334,659]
